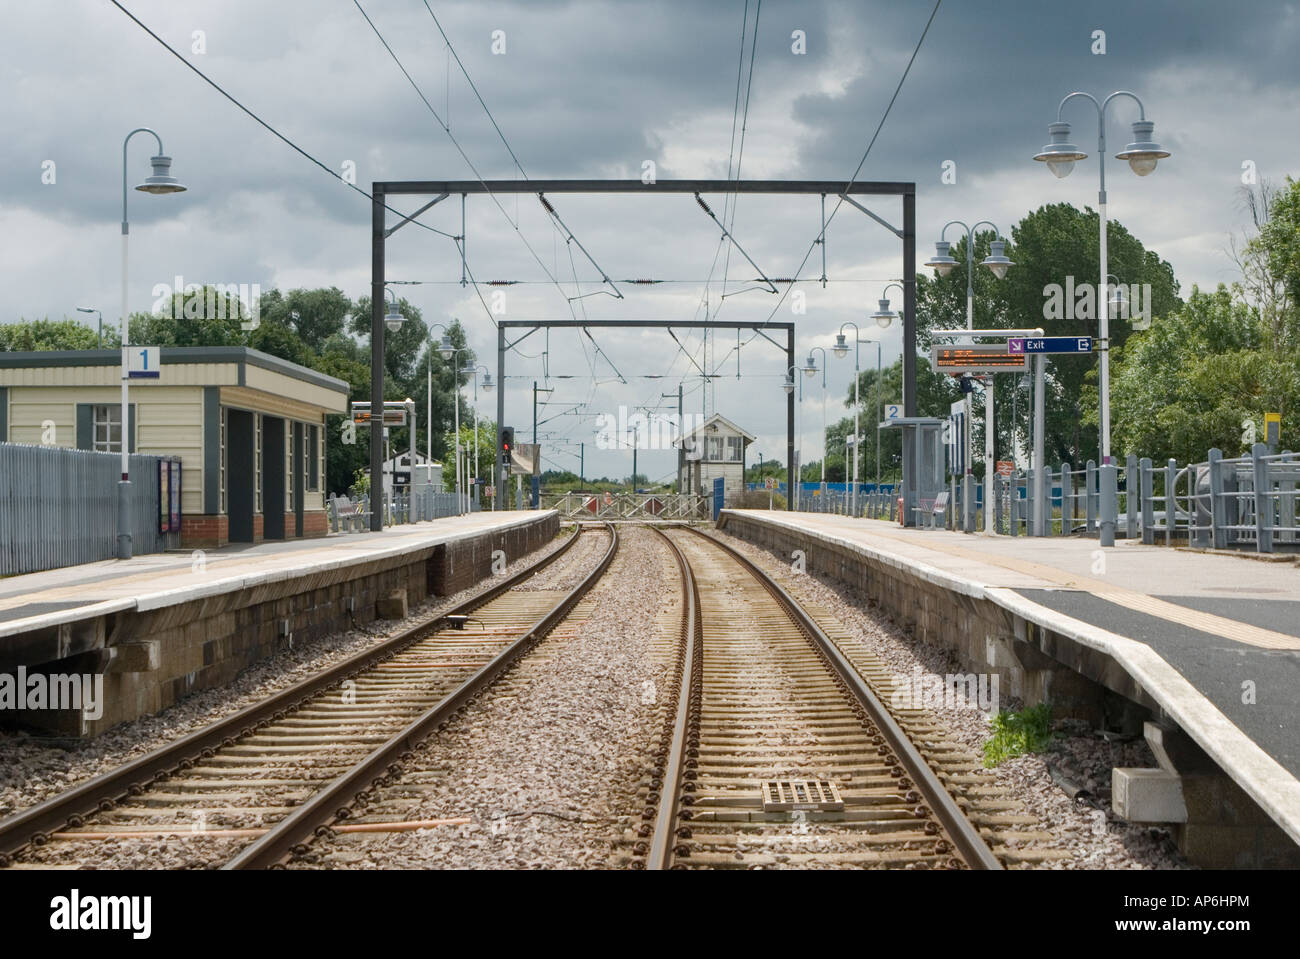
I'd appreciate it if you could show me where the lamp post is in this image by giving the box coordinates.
[834,289,895,515]
[1033,90,1170,465]
[449,346,479,515]
[462,364,493,511]
[803,347,828,489]
[422,322,457,466]
[118,128,186,559]
[925,220,1014,517]
[76,307,103,349]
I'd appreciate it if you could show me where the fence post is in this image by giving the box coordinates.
[1208,448,1226,549]
[1099,462,1118,547]
[1060,462,1071,534]
[1252,443,1273,553]
[1140,457,1154,545]
[1085,460,1097,534]
[1125,453,1139,539]
[1279,451,1296,545]
[1165,459,1177,547]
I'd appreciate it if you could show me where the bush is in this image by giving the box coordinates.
[982,703,1053,767]
[730,490,787,510]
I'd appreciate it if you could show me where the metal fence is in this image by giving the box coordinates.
[841,444,1300,553]
[328,489,470,532]
[0,442,173,575]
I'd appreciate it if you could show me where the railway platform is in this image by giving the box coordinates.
[0,511,559,736]
[718,509,1300,868]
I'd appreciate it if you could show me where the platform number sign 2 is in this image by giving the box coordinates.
[884,403,902,421]
[128,346,161,379]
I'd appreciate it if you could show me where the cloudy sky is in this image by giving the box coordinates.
[4,0,1299,482]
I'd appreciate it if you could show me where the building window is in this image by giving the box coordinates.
[706,436,724,461]
[285,427,292,512]
[726,436,743,462]
[307,425,320,491]
[92,405,121,453]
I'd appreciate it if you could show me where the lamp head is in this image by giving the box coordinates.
[869,298,896,329]
[781,373,795,395]
[438,335,456,358]
[925,241,957,277]
[803,354,819,378]
[1033,121,1087,178]
[481,373,494,393]
[981,239,1014,280]
[136,155,187,194]
[384,304,406,333]
[1115,119,1169,176]
[832,333,849,358]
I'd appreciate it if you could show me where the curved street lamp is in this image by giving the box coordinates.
[780,365,803,509]
[118,128,187,559]
[833,286,897,515]
[805,347,829,488]
[1033,89,1170,465]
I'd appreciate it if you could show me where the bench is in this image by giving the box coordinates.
[330,495,371,533]
[911,490,949,530]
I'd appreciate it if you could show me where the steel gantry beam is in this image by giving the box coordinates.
[370,178,916,527]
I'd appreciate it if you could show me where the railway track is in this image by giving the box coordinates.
[634,525,1003,870]
[0,522,617,870]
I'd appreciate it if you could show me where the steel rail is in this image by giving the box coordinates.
[0,523,585,865]
[678,526,1002,870]
[640,526,700,869]
[227,522,620,868]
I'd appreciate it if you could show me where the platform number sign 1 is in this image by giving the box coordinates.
[128,345,161,379]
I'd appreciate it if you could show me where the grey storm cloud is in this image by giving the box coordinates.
[2,0,1299,480]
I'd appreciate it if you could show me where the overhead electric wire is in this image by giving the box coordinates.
[106,0,457,241]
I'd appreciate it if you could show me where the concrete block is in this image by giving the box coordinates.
[105,640,161,673]
[376,588,408,620]
[1113,767,1187,823]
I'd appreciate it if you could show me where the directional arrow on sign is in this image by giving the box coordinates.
[1007,338,1024,353]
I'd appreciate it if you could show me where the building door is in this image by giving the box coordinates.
[292,421,304,537]
[263,416,286,540]
[227,410,255,543]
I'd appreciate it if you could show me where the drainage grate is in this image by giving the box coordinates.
[761,780,844,812]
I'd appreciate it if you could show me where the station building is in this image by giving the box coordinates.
[0,347,350,549]
[677,413,755,495]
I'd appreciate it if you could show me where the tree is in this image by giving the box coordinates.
[914,205,1180,466]
[0,318,110,351]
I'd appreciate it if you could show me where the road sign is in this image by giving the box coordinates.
[996,460,1015,477]
[931,345,1026,373]
[1007,336,1092,354]
[1266,412,1282,446]
[127,346,160,379]
[884,402,902,420]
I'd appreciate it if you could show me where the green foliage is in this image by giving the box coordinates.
[914,204,1180,466]
[730,489,787,510]
[0,317,115,351]
[982,703,1053,768]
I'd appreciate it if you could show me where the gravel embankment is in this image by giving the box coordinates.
[706,527,1189,870]
[292,524,678,869]
[0,526,578,822]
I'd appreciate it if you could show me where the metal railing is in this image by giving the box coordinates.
[544,491,711,520]
[0,442,174,575]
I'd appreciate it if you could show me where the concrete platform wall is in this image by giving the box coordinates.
[5,512,558,737]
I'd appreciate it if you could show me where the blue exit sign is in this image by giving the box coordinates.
[1007,336,1093,354]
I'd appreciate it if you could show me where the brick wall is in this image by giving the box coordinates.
[303,510,329,538]
[181,514,228,550]
[429,512,559,595]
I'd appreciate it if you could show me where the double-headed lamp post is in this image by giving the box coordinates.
[118,128,186,559]
[833,286,897,515]
[461,364,494,510]
[802,347,828,488]
[1033,90,1170,465]
[925,221,1013,498]
[422,321,457,464]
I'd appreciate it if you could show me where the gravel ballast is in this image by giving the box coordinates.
[0,526,577,824]
[706,526,1189,870]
